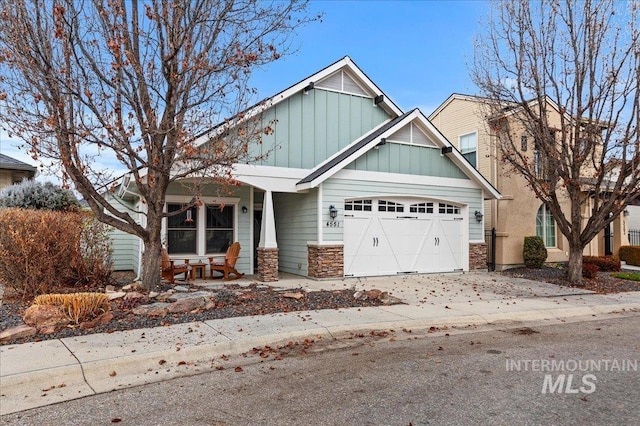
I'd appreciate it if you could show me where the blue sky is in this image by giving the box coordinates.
[0,0,487,183]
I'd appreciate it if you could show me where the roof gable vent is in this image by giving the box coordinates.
[387,122,437,147]
[316,70,370,97]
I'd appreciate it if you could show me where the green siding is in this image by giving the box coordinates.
[322,178,483,241]
[273,190,318,275]
[248,89,390,168]
[346,143,469,179]
[106,195,139,272]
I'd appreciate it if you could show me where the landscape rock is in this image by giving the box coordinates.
[108,291,126,300]
[79,312,114,330]
[173,285,189,292]
[121,284,133,291]
[148,291,159,299]
[365,289,383,300]
[23,305,70,332]
[105,285,116,293]
[132,303,170,317]
[380,293,402,305]
[282,292,304,300]
[124,291,148,302]
[353,290,366,301]
[168,291,212,302]
[166,297,207,314]
[0,324,37,343]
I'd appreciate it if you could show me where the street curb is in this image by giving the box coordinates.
[2,303,639,416]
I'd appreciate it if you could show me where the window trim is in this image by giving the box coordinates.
[459,131,478,168]
[536,204,557,248]
[205,204,235,255]
[163,196,240,257]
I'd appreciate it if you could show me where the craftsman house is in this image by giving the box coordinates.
[111,58,500,281]
[429,94,630,271]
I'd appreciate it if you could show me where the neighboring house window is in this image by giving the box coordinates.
[460,132,477,168]
[206,205,234,254]
[533,130,555,180]
[167,204,197,254]
[521,135,528,151]
[536,204,556,248]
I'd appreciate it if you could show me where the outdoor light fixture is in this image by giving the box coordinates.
[185,209,194,223]
[441,146,453,154]
[329,205,338,219]
[374,95,384,105]
[474,210,483,222]
[241,206,248,214]
[624,209,630,217]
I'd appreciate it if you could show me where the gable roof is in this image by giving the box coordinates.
[0,153,37,172]
[194,56,404,145]
[296,108,501,200]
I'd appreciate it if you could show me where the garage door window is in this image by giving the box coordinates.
[410,202,434,214]
[378,200,404,212]
[439,203,461,214]
[345,200,372,211]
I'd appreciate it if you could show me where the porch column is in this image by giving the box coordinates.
[257,190,278,282]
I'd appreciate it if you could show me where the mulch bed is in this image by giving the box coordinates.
[0,281,389,346]
[503,266,640,293]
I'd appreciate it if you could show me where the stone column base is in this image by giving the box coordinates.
[257,247,279,282]
[469,243,487,270]
[308,244,343,278]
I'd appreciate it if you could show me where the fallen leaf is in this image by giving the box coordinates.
[235,366,243,372]
[159,359,166,365]
[109,371,117,377]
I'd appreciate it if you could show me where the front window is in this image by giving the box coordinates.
[167,204,197,254]
[206,205,234,254]
[536,204,556,248]
[460,132,477,168]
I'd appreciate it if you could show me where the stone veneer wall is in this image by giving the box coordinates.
[308,244,344,278]
[469,243,487,270]
[257,247,279,282]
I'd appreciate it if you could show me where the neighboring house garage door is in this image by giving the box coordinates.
[343,198,465,277]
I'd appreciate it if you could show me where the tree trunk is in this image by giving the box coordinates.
[140,235,163,291]
[566,245,583,284]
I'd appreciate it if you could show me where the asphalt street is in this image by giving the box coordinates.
[2,314,638,425]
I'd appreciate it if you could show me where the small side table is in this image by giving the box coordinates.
[190,263,207,280]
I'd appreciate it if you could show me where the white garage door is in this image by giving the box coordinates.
[343,199,465,277]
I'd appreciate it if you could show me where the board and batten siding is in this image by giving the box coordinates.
[273,190,318,275]
[321,178,484,242]
[345,143,469,179]
[250,89,390,169]
[106,195,140,272]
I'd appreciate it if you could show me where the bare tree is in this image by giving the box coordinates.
[0,0,317,290]
[472,0,639,283]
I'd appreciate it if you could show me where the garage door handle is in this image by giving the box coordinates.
[435,237,440,246]
[373,237,378,247]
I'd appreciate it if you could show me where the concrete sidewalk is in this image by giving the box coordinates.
[2,272,640,416]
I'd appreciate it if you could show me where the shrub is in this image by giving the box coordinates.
[523,236,547,268]
[34,292,110,324]
[0,208,113,299]
[583,255,621,272]
[0,180,80,211]
[582,263,599,279]
[618,246,640,266]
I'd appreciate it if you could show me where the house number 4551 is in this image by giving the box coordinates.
[326,221,340,227]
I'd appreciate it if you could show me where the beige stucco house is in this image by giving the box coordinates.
[0,153,37,191]
[429,94,629,271]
